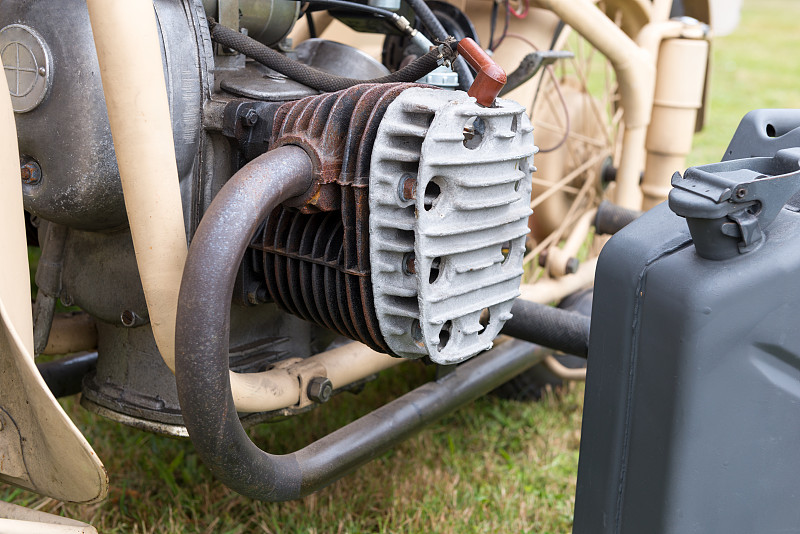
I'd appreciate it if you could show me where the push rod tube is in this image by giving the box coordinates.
[175,144,546,500]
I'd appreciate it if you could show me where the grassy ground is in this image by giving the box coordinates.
[4,1,800,532]
[687,0,800,166]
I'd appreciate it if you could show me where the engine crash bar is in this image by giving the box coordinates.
[173,139,577,501]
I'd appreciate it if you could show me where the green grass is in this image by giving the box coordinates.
[4,1,800,531]
[687,0,800,166]
[4,367,584,533]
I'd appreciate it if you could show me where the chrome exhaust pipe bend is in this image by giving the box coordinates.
[175,147,546,500]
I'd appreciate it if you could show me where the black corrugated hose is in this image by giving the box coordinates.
[404,0,474,91]
[208,20,458,93]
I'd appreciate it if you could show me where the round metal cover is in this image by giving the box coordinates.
[0,24,53,113]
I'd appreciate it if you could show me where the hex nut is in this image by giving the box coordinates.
[243,109,258,126]
[20,157,42,185]
[307,377,333,403]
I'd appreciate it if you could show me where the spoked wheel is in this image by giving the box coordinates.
[498,5,643,401]
[523,20,624,280]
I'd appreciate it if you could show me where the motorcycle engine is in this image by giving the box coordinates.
[1,0,533,431]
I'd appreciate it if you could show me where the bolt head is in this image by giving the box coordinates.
[120,309,139,327]
[402,252,416,275]
[307,377,333,403]
[243,109,258,126]
[20,157,42,185]
[398,174,417,202]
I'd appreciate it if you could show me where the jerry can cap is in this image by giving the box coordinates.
[669,147,800,260]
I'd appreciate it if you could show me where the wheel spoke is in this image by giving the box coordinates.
[530,150,610,210]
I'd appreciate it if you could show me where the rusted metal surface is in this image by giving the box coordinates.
[252,83,422,353]
[19,156,42,185]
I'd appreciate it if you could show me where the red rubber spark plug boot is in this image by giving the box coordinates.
[457,38,507,107]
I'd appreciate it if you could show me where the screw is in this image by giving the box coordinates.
[20,157,42,185]
[565,257,580,275]
[256,286,269,302]
[402,252,416,275]
[463,124,476,141]
[736,187,747,199]
[120,309,142,327]
[307,377,333,403]
[243,109,258,127]
[398,174,417,202]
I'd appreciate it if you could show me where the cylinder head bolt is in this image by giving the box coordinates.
[20,156,41,185]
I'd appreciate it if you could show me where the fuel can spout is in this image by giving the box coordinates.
[670,147,800,260]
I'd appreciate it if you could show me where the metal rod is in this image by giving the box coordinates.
[176,145,316,411]
[174,143,549,500]
[41,312,97,356]
[184,333,543,501]
[501,299,590,358]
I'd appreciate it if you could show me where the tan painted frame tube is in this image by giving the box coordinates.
[87,2,403,413]
[42,313,97,355]
[543,354,586,381]
[231,342,402,413]
[519,257,597,304]
[86,0,188,371]
[0,95,33,358]
[545,208,597,277]
[0,72,107,503]
[532,0,656,210]
[0,502,97,534]
[638,21,710,209]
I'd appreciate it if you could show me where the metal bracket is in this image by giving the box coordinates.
[500,50,574,97]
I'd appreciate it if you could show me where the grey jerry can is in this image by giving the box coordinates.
[574,110,800,534]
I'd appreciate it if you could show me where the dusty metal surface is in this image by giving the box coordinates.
[1,0,205,231]
[369,88,534,363]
